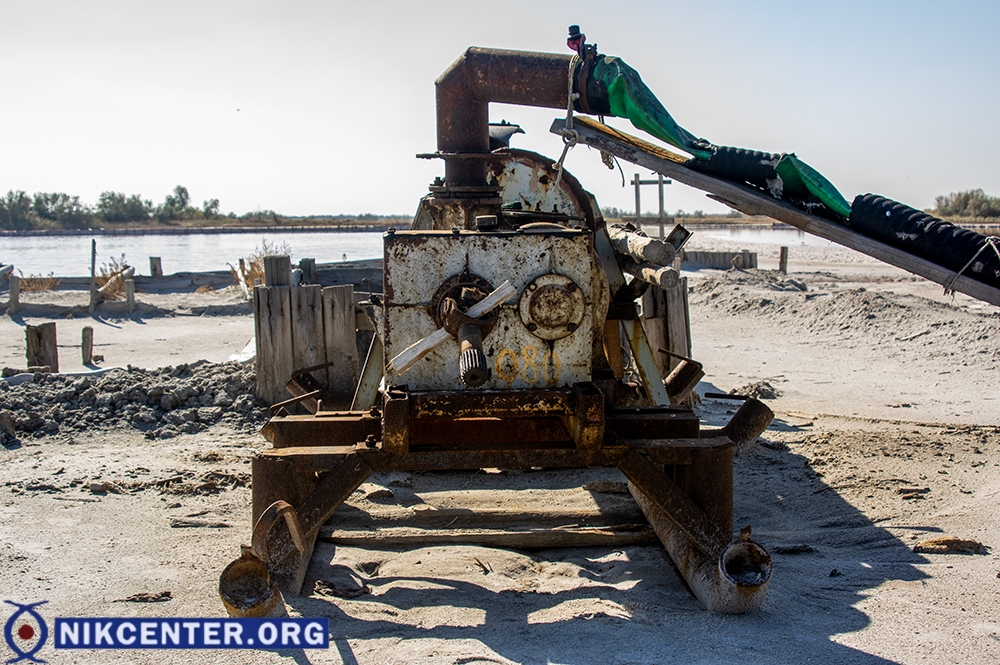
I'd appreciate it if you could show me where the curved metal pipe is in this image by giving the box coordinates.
[436,48,574,188]
[630,484,772,613]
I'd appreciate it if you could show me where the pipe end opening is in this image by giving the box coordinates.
[721,540,773,588]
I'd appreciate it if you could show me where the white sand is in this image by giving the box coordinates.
[1,240,998,664]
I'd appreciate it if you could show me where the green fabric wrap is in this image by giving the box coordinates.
[775,154,852,219]
[591,56,712,160]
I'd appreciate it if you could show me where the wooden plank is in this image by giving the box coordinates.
[290,284,325,378]
[555,116,1000,307]
[254,286,294,405]
[779,246,789,274]
[665,277,690,372]
[26,322,58,371]
[640,288,668,377]
[351,333,383,411]
[263,255,291,287]
[621,319,671,406]
[298,258,316,285]
[149,257,162,276]
[318,525,657,549]
[81,326,94,365]
[322,285,360,396]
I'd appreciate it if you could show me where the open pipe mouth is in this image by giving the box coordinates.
[721,539,773,588]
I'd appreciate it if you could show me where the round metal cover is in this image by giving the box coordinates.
[518,273,586,340]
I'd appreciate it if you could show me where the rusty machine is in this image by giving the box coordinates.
[219,46,778,617]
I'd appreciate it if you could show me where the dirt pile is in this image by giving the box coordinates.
[0,361,267,446]
[691,268,1000,367]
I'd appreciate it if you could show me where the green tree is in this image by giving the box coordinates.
[97,192,151,223]
[32,192,94,228]
[202,198,220,219]
[156,185,193,222]
[933,189,1000,218]
[0,190,35,230]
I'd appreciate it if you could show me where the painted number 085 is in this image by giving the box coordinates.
[495,344,561,386]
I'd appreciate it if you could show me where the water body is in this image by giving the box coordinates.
[1,231,386,276]
[2,225,849,277]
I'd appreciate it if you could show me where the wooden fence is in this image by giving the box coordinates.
[254,284,360,406]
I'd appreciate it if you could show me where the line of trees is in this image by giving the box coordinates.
[932,189,1000,219]
[0,186,224,230]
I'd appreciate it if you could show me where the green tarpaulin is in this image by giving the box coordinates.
[591,56,712,160]
[590,54,852,219]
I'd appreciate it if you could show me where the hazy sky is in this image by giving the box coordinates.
[2,0,998,218]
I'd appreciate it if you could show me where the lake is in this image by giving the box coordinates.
[1,230,387,277]
[2,224,842,277]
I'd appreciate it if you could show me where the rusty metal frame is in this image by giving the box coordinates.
[244,388,772,613]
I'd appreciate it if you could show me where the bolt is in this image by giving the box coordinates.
[566,282,577,292]
[526,322,537,331]
[369,406,380,418]
[386,227,395,235]
[567,323,578,332]
[365,434,378,448]
[528,283,537,291]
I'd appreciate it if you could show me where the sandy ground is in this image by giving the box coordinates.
[1,238,999,664]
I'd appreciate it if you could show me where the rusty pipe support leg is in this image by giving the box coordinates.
[721,397,775,449]
[630,483,771,614]
[222,454,374,616]
[620,447,770,613]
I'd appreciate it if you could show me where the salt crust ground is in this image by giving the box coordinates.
[1,237,999,664]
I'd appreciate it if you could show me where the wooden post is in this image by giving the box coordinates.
[779,246,789,274]
[254,285,294,405]
[263,256,292,287]
[82,326,94,365]
[149,257,162,276]
[298,258,316,285]
[657,174,665,239]
[741,249,753,270]
[125,279,135,313]
[640,287,669,377]
[7,274,19,315]
[633,173,641,226]
[88,239,97,314]
[26,322,58,371]
[322,285,360,398]
[290,284,325,375]
[665,277,691,373]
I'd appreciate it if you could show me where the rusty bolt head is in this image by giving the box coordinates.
[364,434,378,448]
[369,406,380,418]
[526,322,538,331]
[567,322,578,332]
[566,282,577,292]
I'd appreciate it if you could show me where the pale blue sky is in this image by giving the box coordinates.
[2,0,997,217]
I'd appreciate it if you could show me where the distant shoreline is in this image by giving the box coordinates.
[0,223,400,237]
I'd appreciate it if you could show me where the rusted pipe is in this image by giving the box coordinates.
[436,48,574,188]
[630,485,772,613]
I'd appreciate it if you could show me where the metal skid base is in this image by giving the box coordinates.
[224,385,774,616]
